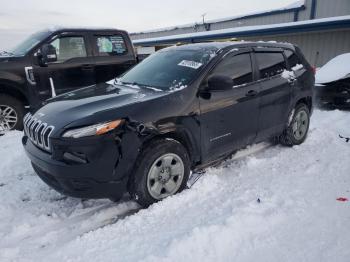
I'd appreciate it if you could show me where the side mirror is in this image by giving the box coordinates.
[38,44,57,66]
[207,75,234,91]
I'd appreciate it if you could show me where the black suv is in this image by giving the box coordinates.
[0,28,136,132]
[22,42,314,207]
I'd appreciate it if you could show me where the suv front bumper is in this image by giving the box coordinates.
[315,84,350,108]
[22,133,138,199]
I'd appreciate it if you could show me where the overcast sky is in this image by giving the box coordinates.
[0,0,296,50]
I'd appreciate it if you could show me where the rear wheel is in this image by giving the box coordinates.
[0,94,24,132]
[280,103,310,146]
[129,139,190,207]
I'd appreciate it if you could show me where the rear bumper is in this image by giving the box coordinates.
[22,134,130,199]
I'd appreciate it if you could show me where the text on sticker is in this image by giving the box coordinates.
[178,60,203,69]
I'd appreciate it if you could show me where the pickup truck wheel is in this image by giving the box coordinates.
[0,95,24,132]
[129,139,190,207]
[280,103,310,146]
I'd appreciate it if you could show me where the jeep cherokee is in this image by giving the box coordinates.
[22,42,314,207]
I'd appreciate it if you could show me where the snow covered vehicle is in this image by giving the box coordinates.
[22,42,314,207]
[0,28,136,132]
[315,53,350,108]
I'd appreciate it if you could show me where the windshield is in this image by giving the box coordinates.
[10,30,51,56]
[120,47,218,91]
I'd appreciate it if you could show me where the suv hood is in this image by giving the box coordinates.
[0,55,24,63]
[0,57,11,63]
[32,82,169,134]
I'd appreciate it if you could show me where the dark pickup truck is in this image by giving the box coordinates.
[0,28,137,132]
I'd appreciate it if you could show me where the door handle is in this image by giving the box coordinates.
[245,90,258,97]
[81,64,94,70]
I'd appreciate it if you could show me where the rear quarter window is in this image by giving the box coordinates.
[255,52,286,79]
[285,49,302,69]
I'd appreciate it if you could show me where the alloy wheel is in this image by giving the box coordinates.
[0,105,18,132]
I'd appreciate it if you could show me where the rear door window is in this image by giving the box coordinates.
[210,52,253,86]
[255,52,286,79]
[95,35,127,56]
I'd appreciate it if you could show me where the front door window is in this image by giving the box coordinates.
[208,52,253,86]
[50,36,87,62]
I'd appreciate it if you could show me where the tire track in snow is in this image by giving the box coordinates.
[0,201,139,252]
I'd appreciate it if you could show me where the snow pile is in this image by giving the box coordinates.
[202,0,305,25]
[169,84,187,92]
[1,110,350,262]
[169,79,187,92]
[281,64,303,82]
[316,53,350,84]
[284,0,305,9]
[0,51,12,58]
[281,70,295,81]
[292,64,303,71]
[133,15,350,45]
[114,79,163,92]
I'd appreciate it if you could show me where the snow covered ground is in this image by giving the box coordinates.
[0,109,349,262]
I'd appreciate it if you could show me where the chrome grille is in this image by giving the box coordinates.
[23,113,54,152]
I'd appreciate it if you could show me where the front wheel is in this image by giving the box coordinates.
[129,139,190,207]
[279,103,310,146]
[0,94,24,132]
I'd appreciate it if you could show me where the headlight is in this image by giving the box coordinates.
[62,120,123,138]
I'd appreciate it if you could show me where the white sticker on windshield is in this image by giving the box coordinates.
[178,60,203,69]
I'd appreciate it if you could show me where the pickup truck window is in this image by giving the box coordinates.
[255,52,287,79]
[50,36,87,62]
[95,35,127,56]
[209,53,253,86]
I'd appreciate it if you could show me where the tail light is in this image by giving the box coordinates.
[311,66,316,75]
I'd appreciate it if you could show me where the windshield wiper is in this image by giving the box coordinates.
[120,81,140,86]
[120,81,164,91]
[0,50,14,56]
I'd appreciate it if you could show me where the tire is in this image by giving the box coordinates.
[0,94,24,131]
[279,103,310,146]
[129,138,191,207]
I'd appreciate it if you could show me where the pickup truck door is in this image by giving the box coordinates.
[90,32,136,83]
[33,32,95,100]
[198,50,260,162]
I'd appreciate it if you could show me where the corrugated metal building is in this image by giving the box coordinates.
[131,0,350,66]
